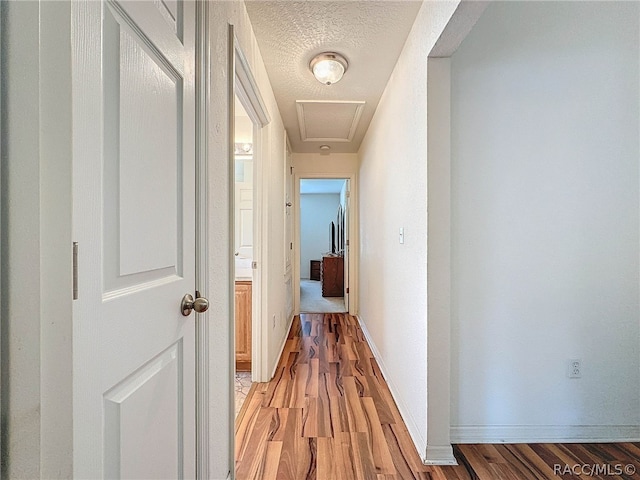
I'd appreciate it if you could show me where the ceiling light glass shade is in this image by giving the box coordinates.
[310,52,348,85]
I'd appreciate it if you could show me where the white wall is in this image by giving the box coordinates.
[450,1,640,442]
[300,194,340,278]
[293,153,359,176]
[357,0,463,462]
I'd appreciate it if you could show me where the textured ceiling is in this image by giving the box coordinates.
[244,0,423,153]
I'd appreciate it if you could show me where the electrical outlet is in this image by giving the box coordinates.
[568,359,582,378]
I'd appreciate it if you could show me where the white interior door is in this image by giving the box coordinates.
[284,142,293,273]
[235,180,254,260]
[72,1,197,478]
[284,138,294,318]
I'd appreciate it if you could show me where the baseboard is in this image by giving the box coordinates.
[269,312,296,380]
[355,315,429,463]
[451,425,640,443]
[425,445,457,465]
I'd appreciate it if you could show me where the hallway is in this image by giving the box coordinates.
[234,313,471,479]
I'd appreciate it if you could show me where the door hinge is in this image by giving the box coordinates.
[290,166,293,174]
[346,287,349,294]
[252,261,257,270]
[346,239,349,246]
[290,242,293,250]
[346,191,350,198]
[73,242,79,300]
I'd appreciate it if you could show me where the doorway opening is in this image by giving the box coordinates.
[233,94,254,417]
[230,32,271,422]
[299,178,349,314]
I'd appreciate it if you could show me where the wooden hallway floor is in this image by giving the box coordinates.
[234,313,471,479]
[234,313,640,479]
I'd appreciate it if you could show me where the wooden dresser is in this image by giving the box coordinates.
[321,255,344,297]
[235,281,252,371]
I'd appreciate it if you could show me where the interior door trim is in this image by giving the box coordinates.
[195,1,210,478]
[293,172,359,316]
[229,25,272,387]
[234,37,270,129]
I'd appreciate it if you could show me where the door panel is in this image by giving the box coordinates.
[103,4,184,292]
[104,343,183,479]
[116,20,180,276]
[73,1,196,477]
[235,182,253,259]
[154,0,182,34]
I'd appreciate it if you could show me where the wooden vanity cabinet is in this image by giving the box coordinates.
[235,281,252,371]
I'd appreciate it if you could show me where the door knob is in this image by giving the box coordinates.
[181,293,209,316]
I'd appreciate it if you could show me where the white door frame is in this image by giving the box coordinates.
[342,180,351,310]
[293,172,359,316]
[1,1,74,475]
[195,1,211,476]
[230,28,271,385]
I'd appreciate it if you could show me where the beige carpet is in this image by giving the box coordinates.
[300,279,346,313]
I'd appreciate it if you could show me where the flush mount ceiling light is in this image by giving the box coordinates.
[310,52,348,85]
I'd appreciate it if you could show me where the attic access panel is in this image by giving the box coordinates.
[296,100,365,142]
